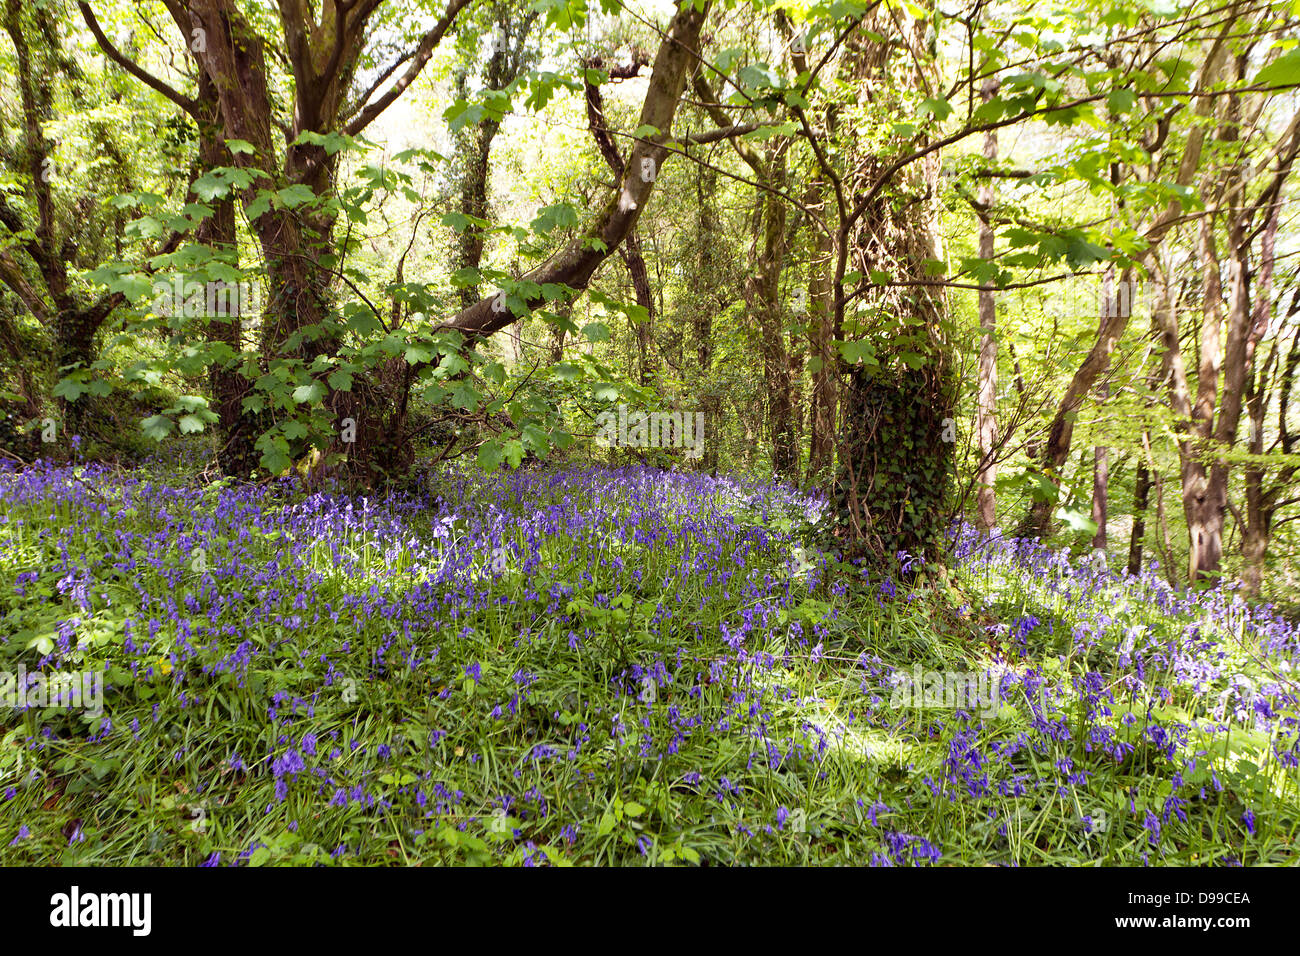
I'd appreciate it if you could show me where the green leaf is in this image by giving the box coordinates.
[1254,48,1300,88]
[477,440,504,470]
[897,351,927,369]
[531,202,580,235]
[449,266,482,287]
[276,185,316,208]
[1057,506,1098,534]
[1106,89,1136,115]
[919,97,952,121]
[245,191,274,220]
[177,414,207,434]
[404,344,433,365]
[838,340,877,366]
[292,382,325,404]
[52,376,88,402]
[451,382,480,411]
[581,322,611,342]
[141,414,175,441]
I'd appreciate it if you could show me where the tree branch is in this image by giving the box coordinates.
[344,0,472,137]
[77,2,201,117]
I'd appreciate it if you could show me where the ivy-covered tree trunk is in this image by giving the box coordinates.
[5,0,92,435]
[747,145,797,480]
[832,22,955,567]
[453,7,537,309]
[836,358,956,565]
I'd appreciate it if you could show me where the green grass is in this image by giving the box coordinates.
[0,459,1296,866]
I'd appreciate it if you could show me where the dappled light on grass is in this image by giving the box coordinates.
[0,459,1296,865]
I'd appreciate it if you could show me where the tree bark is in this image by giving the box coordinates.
[975,81,999,531]
[1128,456,1150,574]
[454,8,538,309]
[805,178,836,484]
[746,145,797,479]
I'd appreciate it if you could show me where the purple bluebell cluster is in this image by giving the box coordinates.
[0,459,1295,865]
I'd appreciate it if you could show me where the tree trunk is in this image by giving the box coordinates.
[974,86,998,531]
[833,18,954,566]
[453,11,537,309]
[1128,457,1150,574]
[747,146,797,480]
[620,231,657,386]
[192,69,257,477]
[1024,267,1134,537]
[805,179,836,484]
[1091,267,1118,552]
[694,164,720,472]
[1239,187,1288,593]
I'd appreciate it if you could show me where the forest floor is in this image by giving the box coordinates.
[0,453,1297,865]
